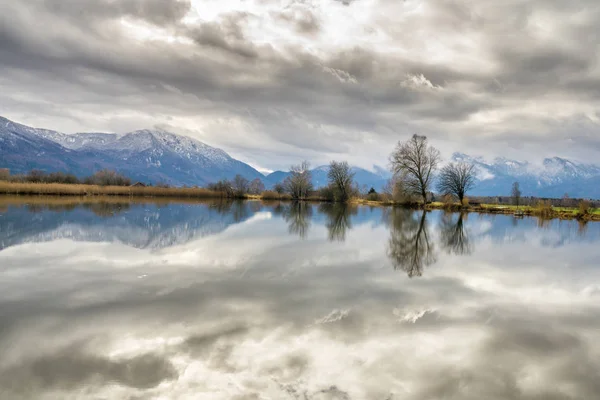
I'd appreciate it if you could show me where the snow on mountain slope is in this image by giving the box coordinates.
[0,116,265,186]
[450,152,600,197]
[45,127,234,166]
[0,202,255,251]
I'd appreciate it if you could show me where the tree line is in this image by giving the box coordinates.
[0,135,491,206]
[4,133,594,209]
[205,136,482,204]
[207,160,362,201]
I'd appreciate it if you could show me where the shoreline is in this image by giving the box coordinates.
[352,199,600,222]
[1,181,599,222]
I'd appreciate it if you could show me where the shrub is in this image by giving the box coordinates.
[260,190,281,200]
[206,180,233,197]
[318,185,336,202]
[26,169,46,183]
[155,181,171,188]
[578,200,591,215]
[84,170,131,186]
[366,192,380,201]
[461,197,470,207]
[273,183,285,194]
[441,194,455,209]
[534,200,554,218]
[46,172,79,184]
[441,194,454,204]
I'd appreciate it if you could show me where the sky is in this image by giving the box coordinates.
[1,0,600,172]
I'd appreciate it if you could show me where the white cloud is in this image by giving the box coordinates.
[1,0,600,169]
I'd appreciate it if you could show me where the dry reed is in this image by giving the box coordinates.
[0,181,226,199]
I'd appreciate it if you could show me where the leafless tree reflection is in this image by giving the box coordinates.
[319,203,357,242]
[386,208,436,278]
[284,202,313,239]
[578,220,588,236]
[209,200,250,223]
[440,212,473,255]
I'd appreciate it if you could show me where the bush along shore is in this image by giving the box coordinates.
[2,153,600,223]
[1,180,599,222]
[353,198,600,222]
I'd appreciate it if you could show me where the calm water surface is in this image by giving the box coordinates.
[1,199,599,399]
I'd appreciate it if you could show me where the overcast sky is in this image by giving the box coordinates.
[1,0,599,172]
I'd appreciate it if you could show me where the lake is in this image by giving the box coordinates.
[1,199,599,399]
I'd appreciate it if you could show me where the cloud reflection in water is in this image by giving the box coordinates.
[1,200,600,399]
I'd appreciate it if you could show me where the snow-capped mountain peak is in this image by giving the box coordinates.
[0,116,266,187]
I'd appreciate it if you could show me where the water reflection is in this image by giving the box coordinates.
[1,199,600,399]
[386,209,436,277]
[319,203,357,242]
[209,199,252,223]
[440,212,473,255]
[282,201,313,239]
[0,198,256,250]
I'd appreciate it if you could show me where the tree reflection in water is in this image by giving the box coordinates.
[386,208,436,278]
[209,200,251,223]
[319,203,357,242]
[440,212,473,255]
[283,202,313,239]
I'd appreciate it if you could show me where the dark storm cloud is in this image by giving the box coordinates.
[1,0,600,168]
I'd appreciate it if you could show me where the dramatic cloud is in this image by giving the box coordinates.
[1,0,599,170]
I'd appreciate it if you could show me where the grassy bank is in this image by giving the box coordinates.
[352,199,600,222]
[0,182,333,202]
[0,181,229,199]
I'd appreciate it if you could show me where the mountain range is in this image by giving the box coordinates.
[1,116,599,198]
[452,153,600,198]
[0,116,389,189]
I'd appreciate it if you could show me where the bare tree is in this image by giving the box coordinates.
[437,162,476,204]
[511,181,522,207]
[273,182,285,194]
[383,175,414,203]
[562,193,572,207]
[248,178,265,195]
[232,174,250,197]
[390,134,441,204]
[285,161,313,200]
[207,179,234,197]
[327,161,355,202]
[84,170,131,186]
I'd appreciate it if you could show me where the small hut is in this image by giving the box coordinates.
[130,182,146,188]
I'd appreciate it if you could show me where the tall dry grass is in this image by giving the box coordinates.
[0,181,227,199]
[532,200,555,219]
[260,190,292,200]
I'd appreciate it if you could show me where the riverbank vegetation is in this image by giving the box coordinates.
[0,181,225,199]
[2,132,599,222]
